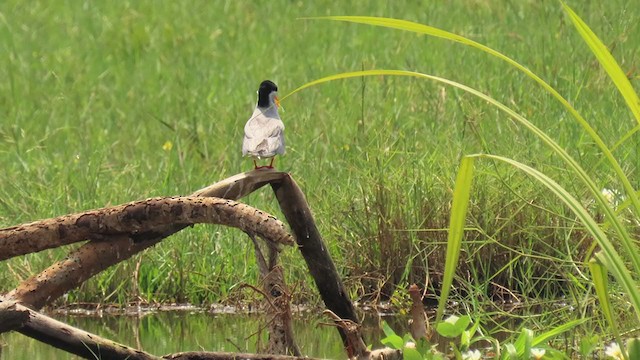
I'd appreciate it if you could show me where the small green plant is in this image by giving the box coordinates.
[380,314,583,359]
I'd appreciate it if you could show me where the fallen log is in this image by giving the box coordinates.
[0,300,29,333]
[2,300,160,359]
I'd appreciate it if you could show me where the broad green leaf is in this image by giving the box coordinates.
[403,347,423,360]
[591,254,627,358]
[502,344,518,360]
[436,315,471,338]
[531,319,587,346]
[532,319,586,347]
[437,157,474,322]
[628,338,640,360]
[514,328,533,357]
[382,321,398,338]
[403,334,415,343]
[380,321,405,350]
[579,335,600,357]
[381,334,405,350]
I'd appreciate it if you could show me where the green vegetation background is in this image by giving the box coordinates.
[1,0,638,312]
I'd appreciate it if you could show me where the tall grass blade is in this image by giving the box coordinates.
[306,15,640,226]
[589,256,614,331]
[288,69,640,322]
[561,2,640,125]
[628,339,640,360]
[471,154,640,321]
[532,319,585,347]
[286,69,640,276]
[436,156,474,322]
[589,255,625,356]
[514,328,533,357]
[610,124,640,153]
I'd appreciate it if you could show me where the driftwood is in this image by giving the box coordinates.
[272,175,363,349]
[0,300,29,333]
[2,299,160,359]
[0,169,366,359]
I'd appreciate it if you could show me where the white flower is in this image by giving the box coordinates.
[601,188,621,207]
[531,348,546,359]
[605,342,623,359]
[462,349,481,360]
[405,341,416,349]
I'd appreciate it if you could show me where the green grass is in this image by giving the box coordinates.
[1,0,639,348]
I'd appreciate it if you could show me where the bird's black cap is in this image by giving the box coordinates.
[257,80,278,108]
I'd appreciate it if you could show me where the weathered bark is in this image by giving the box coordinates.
[163,351,313,360]
[5,170,289,312]
[193,169,286,198]
[5,301,160,359]
[0,300,29,333]
[249,234,300,356]
[271,174,363,350]
[1,169,364,359]
[5,197,293,309]
[6,235,161,309]
[0,196,292,262]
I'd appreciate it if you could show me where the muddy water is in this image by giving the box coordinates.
[0,308,404,359]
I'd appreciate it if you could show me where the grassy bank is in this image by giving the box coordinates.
[1,0,638,340]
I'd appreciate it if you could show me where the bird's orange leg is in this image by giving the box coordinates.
[268,157,275,168]
[253,159,258,169]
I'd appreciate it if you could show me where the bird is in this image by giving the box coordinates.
[242,80,285,169]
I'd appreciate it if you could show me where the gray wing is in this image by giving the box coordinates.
[242,112,285,158]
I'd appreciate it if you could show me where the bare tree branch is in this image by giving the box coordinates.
[0,196,292,261]
[271,174,363,351]
[5,196,292,309]
[0,300,29,333]
[2,300,160,359]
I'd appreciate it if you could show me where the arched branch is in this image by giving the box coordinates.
[0,195,292,261]
[5,196,293,309]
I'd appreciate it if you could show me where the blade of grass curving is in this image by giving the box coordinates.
[303,15,640,224]
[514,328,533,357]
[531,319,586,348]
[610,124,640,153]
[284,70,640,275]
[589,256,621,340]
[471,154,640,321]
[561,1,640,126]
[436,156,475,322]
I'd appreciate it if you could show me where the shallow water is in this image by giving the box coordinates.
[0,308,403,359]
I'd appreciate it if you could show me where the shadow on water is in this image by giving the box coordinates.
[0,308,414,359]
